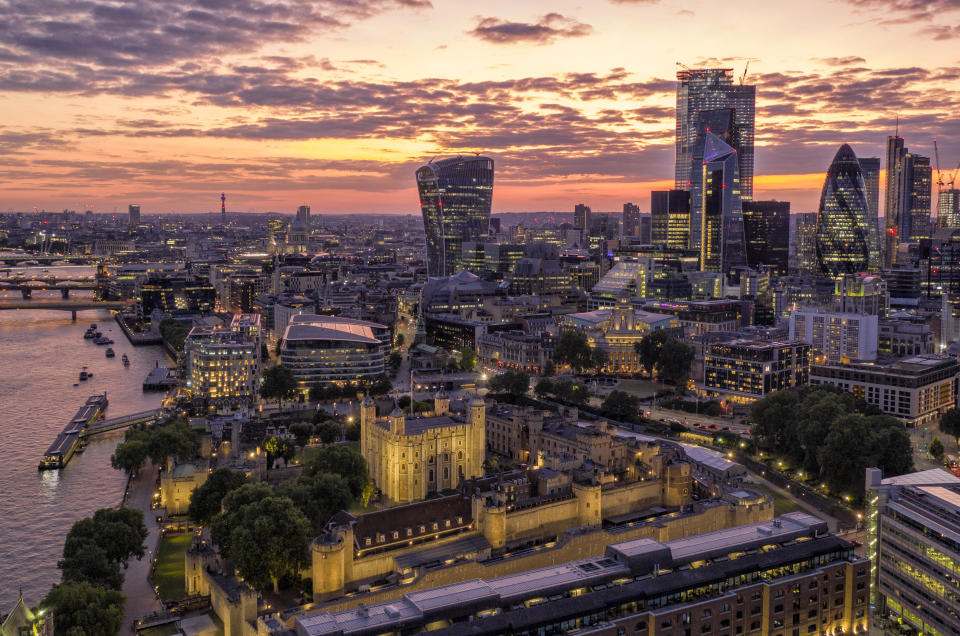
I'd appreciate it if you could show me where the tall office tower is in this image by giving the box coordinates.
[858,157,883,269]
[622,202,640,237]
[128,204,141,226]
[416,156,494,278]
[742,200,790,274]
[296,205,311,226]
[686,108,741,251]
[637,215,652,243]
[816,144,871,278]
[697,132,747,273]
[895,153,932,241]
[884,136,906,266]
[676,68,755,201]
[791,212,819,274]
[650,189,692,249]
[939,189,960,229]
[574,203,592,231]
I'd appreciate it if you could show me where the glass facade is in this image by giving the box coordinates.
[416,156,494,278]
[859,157,883,269]
[698,132,747,274]
[742,200,790,274]
[675,68,755,211]
[651,189,691,250]
[816,144,872,278]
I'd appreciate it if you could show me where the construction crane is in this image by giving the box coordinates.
[739,61,750,86]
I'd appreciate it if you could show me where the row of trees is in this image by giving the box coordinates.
[187,445,371,592]
[633,330,695,385]
[750,385,914,499]
[488,370,532,398]
[158,317,188,352]
[110,416,200,474]
[533,377,590,406]
[553,331,607,374]
[308,373,392,402]
[43,508,148,635]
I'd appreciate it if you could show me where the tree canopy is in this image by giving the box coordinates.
[460,347,477,371]
[600,390,640,422]
[110,416,200,473]
[302,444,370,499]
[228,495,312,592]
[188,467,248,525]
[553,330,593,373]
[633,331,693,385]
[941,407,960,443]
[751,385,914,499]
[158,318,188,352]
[43,581,125,636]
[488,370,530,398]
[261,364,298,407]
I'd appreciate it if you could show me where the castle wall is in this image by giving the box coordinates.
[304,498,773,618]
[599,480,663,519]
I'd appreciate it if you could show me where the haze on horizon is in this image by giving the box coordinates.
[2,0,959,215]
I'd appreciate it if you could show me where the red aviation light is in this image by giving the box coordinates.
[888,228,897,236]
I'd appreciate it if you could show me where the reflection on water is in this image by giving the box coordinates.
[0,301,168,610]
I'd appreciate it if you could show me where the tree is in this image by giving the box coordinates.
[542,359,556,377]
[314,420,340,444]
[261,364,298,408]
[553,331,593,373]
[188,467,248,525]
[158,318,188,352]
[345,420,361,442]
[635,330,670,376]
[290,421,315,447]
[534,378,554,398]
[656,338,694,386]
[302,445,370,499]
[601,390,640,422]
[63,508,148,568]
[109,438,149,473]
[930,436,946,463]
[59,543,123,590]
[210,482,274,557]
[590,348,609,375]
[43,581,125,636]
[489,370,530,399]
[229,496,311,592]
[278,438,296,466]
[395,333,405,347]
[460,347,477,371]
[941,408,960,444]
[283,472,354,531]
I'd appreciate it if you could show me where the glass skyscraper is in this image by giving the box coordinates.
[883,136,905,267]
[939,189,960,230]
[650,189,690,249]
[816,144,871,278]
[858,157,882,269]
[698,132,747,273]
[742,200,790,275]
[416,156,494,277]
[675,68,755,206]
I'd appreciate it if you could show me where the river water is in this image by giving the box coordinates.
[0,288,168,611]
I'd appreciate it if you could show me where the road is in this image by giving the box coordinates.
[121,461,164,627]
[644,404,752,435]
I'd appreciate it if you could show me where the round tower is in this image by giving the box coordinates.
[312,534,347,600]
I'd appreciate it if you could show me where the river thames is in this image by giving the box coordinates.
[0,303,168,611]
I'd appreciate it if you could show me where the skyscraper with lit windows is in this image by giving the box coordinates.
[816,144,871,278]
[858,157,882,269]
[697,132,747,273]
[416,156,494,277]
[675,68,755,204]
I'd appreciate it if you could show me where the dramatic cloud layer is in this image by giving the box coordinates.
[0,0,958,213]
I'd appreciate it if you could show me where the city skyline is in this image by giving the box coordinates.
[2,0,960,214]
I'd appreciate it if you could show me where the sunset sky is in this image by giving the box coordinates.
[2,0,959,215]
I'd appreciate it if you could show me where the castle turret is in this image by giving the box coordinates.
[434,388,450,416]
[468,395,486,477]
[360,395,376,458]
[389,405,405,436]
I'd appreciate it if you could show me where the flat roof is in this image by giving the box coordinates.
[881,468,960,486]
[284,322,380,345]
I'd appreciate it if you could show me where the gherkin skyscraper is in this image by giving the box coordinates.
[816,145,871,278]
[416,156,494,278]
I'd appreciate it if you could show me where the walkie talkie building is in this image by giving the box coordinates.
[416,156,494,278]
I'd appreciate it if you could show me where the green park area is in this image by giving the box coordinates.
[152,533,192,601]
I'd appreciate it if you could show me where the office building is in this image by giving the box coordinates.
[183,327,259,406]
[644,299,752,339]
[299,513,868,636]
[622,202,641,237]
[416,156,494,277]
[810,354,958,426]
[296,204,310,226]
[676,67,755,202]
[789,309,878,362]
[834,274,888,316]
[865,467,960,635]
[280,315,389,388]
[859,157,882,268]
[742,200,789,274]
[885,137,933,263]
[791,213,819,274]
[884,136,907,266]
[704,339,810,403]
[651,189,691,250]
[816,144,872,278]
[697,131,747,273]
[574,203,592,232]
[557,305,680,374]
[938,189,960,229]
[136,275,217,320]
[128,204,141,226]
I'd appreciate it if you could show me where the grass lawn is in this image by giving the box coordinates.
[747,483,802,517]
[152,533,192,601]
[617,379,671,398]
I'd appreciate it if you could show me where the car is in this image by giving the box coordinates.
[709,424,718,429]
[722,426,730,431]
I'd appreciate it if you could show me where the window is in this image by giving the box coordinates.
[721,604,730,613]
[702,610,712,619]
[750,622,760,632]
[700,625,711,634]
[405,528,413,537]
[662,619,673,629]
[807,625,816,633]
[364,537,371,546]
[635,621,647,632]
[774,605,783,614]
[775,590,785,599]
